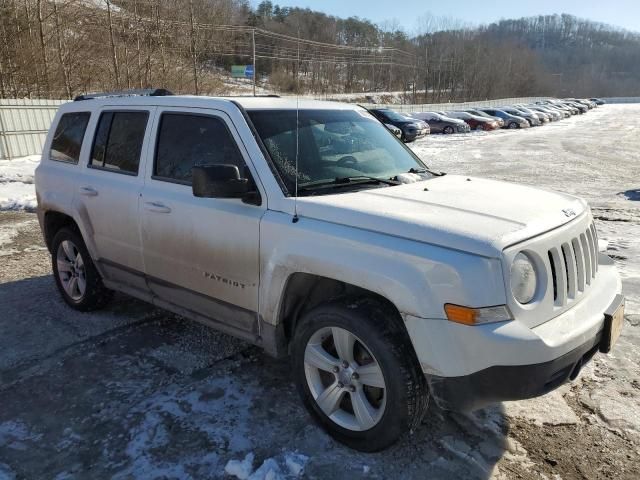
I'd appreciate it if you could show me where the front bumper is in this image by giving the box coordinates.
[404,257,622,410]
[403,128,428,141]
[428,326,604,411]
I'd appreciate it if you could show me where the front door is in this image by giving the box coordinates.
[140,107,264,334]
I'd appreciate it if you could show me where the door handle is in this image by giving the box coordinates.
[80,186,98,196]
[144,201,171,214]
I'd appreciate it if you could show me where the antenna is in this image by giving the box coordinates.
[292,26,301,224]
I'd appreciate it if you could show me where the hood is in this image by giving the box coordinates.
[295,175,587,258]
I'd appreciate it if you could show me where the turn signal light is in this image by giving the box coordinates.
[444,304,512,326]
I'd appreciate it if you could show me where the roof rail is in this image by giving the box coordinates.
[73,88,174,101]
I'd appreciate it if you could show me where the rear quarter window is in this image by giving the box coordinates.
[50,112,91,164]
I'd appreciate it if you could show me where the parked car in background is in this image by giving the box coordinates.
[514,106,549,124]
[409,111,471,134]
[385,123,402,138]
[464,109,505,128]
[501,107,541,126]
[479,108,530,129]
[527,105,562,121]
[563,101,588,114]
[537,104,571,118]
[568,98,595,109]
[590,98,605,106]
[368,108,429,142]
[445,111,499,131]
[551,101,579,115]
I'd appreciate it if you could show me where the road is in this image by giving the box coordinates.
[0,105,639,479]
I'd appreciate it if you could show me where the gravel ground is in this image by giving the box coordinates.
[0,105,639,479]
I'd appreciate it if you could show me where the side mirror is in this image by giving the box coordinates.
[192,164,250,198]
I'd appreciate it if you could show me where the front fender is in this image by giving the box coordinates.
[259,211,506,325]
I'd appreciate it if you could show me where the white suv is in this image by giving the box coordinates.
[35,90,624,451]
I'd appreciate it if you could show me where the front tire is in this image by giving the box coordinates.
[443,126,454,134]
[51,228,113,311]
[291,297,428,451]
[508,121,518,129]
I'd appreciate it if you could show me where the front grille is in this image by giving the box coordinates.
[547,222,598,306]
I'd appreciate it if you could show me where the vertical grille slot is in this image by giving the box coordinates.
[548,251,558,302]
[590,223,599,273]
[586,226,597,277]
[548,247,567,305]
[572,238,585,292]
[561,243,576,299]
[580,233,592,284]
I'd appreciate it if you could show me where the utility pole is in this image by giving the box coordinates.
[252,29,256,96]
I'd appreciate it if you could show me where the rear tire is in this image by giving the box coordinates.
[291,297,428,452]
[51,228,113,311]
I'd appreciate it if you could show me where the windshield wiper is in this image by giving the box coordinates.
[298,175,399,193]
[407,167,446,177]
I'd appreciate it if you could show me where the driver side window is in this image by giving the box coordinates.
[153,113,247,184]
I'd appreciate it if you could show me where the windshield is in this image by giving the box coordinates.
[247,109,428,194]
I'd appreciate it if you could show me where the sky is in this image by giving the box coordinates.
[260,0,640,34]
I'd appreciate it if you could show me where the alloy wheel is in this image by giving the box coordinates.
[304,326,386,431]
[56,240,86,301]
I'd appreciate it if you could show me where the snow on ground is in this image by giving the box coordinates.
[0,104,639,479]
[0,155,39,211]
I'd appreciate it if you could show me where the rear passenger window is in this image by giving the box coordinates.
[50,112,90,164]
[154,113,246,184]
[90,111,148,174]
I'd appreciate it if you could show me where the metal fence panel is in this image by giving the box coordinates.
[0,96,638,159]
[0,99,66,159]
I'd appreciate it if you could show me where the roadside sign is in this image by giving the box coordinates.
[231,65,254,79]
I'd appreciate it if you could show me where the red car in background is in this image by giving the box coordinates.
[444,111,500,131]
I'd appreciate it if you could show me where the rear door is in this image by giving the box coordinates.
[139,107,265,335]
[75,106,154,293]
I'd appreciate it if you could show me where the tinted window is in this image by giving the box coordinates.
[90,111,148,174]
[50,112,90,164]
[154,113,246,184]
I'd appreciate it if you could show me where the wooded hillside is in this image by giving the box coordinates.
[1,0,638,100]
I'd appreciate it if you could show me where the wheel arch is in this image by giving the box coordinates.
[276,272,408,353]
[43,210,81,252]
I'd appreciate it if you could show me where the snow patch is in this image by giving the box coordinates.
[224,451,309,480]
[503,387,579,426]
[284,452,309,477]
[225,453,255,480]
[0,156,39,211]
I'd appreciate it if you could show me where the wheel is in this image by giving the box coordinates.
[508,121,518,129]
[51,227,113,311]
[443,126,454,134]
[291,297,428,452]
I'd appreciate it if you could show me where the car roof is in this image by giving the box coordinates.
[63,94,362,112]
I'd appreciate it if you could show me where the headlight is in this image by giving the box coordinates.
[510,252,537,304]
